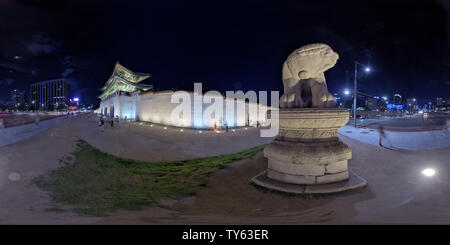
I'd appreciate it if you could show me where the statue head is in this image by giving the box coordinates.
[280,43,339,108]
[284,43,339,80]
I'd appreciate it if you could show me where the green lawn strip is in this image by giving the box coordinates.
[33,139,265,216]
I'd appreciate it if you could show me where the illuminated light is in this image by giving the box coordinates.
[180,129,184,132]
[244,127,248,130]
[216,130,220,133]
[8,172,21,181]
[232,129,235,132]
[422,168,436,177]
[198,130,202,133]
[163,127,167,130]
[73,98,79,102]
[365,67,371,72]
[344,90,350,95]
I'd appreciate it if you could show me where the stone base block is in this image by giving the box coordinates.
[267,169,316,184]
[252,170,366,194]
[325,160,348,174]
[267,168,349,185]
[316,170,349,184]
[268,158,325,176]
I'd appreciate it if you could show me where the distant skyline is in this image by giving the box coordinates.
[1,0,450,106]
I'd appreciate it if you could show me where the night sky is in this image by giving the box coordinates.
[0,0,449,106]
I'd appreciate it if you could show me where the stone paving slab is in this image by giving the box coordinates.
[252,169,366,194]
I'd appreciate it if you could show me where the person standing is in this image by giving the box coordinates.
[225,122,229,132]
[378,124,387,147]
[100,118,105,132]
[110,118,114,127]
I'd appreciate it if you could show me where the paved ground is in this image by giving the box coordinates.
[1,113,449,224]
[0,114,99,224]
[0,112,61,128]
[98,135,450,224]
[0,116,68,147]
[79,114,274,162]
[0,113,272,224]
[353,115,448,131]
[338,125,450,150]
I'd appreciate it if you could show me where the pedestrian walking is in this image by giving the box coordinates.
[34,114,40,126]
[225,122,229,132]
[110,118,114,127]
[378,124,387,147]
[100,118,105,132]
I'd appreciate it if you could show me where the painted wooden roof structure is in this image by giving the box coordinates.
[99,62,153,100]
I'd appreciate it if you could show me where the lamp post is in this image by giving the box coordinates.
[353,61,371,127]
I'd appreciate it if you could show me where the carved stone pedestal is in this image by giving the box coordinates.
[252,108,366,194]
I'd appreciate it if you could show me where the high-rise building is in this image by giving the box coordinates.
[393,93,402,105]
[436,97,443,106]
[11,89,26,106]
[366,97,378,111]
[30,79,68,108]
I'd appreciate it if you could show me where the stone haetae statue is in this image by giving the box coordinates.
[280,43,338,108]
[252,43,366,194]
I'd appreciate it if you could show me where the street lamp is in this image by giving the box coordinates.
[353,61,371,127]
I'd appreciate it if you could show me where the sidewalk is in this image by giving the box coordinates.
[338,125,450,150]
[0,116,68,147]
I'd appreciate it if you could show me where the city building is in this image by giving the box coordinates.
[99,62,271,128]
[365,97,378,111]
[393,93,402,105]
[435,97,448,112]
[30,79,68,108]
[436,97,443,107]
[406,98,418,112]
[11,89,26,106]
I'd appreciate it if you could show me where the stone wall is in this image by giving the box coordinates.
[100,91,272,129]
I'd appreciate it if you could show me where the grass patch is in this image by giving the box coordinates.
[33,139,265,217]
